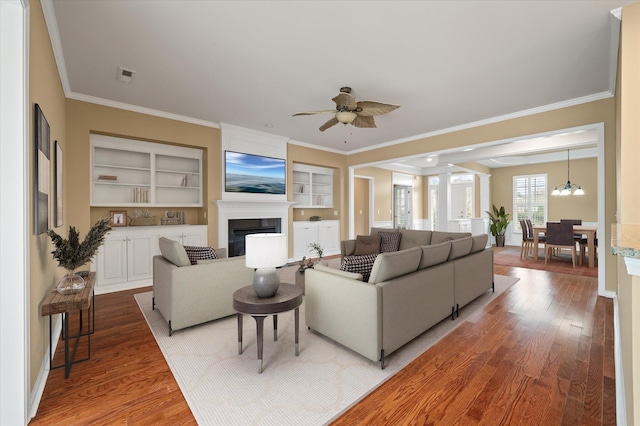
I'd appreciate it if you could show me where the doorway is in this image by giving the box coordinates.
[393,185,413,229]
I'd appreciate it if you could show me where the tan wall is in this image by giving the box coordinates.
[618,3,640,424]
[490,157,598,222]
[353,177,369,235]
[348,99,617,294]
[66,101,220,246]
[29,0,68,388]
[287,144,347,249]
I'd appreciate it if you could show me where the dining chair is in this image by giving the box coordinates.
[544,221,578,268]
[519,219,533,259]
[525,219,545,258]
[560,219,584,242]
[579,236,598,266]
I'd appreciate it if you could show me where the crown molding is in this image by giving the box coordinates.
[41,0,70,96]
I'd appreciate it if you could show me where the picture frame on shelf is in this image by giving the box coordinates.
[34,103,50,234]
[109,210,127,227]
[54,141,63,227]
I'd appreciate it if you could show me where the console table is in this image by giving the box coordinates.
[41,272,95,378]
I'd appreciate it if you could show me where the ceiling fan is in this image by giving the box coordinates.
[293,87,400,132]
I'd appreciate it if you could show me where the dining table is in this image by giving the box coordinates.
[532,224,598,268]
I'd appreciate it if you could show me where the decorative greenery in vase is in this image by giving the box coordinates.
[47,217,112,293]
[308,242,324,262]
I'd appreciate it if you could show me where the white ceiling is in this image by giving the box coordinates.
[45,0,630,166]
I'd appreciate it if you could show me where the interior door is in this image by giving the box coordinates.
[393,185,413,229]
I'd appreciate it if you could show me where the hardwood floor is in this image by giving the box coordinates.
[30,265,614,425]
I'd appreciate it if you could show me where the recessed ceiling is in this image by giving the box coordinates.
[45,1,630,156]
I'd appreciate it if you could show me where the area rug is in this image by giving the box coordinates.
[135,273,519,425]
[493,245,597,277]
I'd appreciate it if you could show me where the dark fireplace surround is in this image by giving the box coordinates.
[228,218,281,257]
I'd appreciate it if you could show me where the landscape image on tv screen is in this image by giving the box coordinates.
[225,151,286,194]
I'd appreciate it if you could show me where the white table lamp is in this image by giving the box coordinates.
[245,233,287,298]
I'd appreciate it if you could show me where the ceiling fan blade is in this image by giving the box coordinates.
[351,115,376,129]
[356,101,400,117]
[319,117,339,132]
[332,92,357,110]
[292,110,336,117]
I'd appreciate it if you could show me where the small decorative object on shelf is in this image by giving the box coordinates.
[309,215,322,221]
[48,217,111,294]
[129,209,157,226]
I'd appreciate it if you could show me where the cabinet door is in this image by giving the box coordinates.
[182,230,206,246]
[318,221,340,254]
[127,235,154,282]
[96,237,128,286]
[293,223,317,258]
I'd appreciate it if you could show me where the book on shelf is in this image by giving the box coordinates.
[180,173,199,188]
[132,187,150,203]
[98,175,117,181]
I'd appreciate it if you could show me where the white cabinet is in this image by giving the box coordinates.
[93,225,207,294]
[293,220,340,260]
[91,134,202,207]
[292,163,333,208]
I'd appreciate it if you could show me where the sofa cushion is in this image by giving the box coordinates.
[316,263,363,281]
[418,241,452,269]
[340,254,378,281]
[158,237,191,267]
[368,247,422,284]
[353,235,381,255]
[431,231,472,245]
[184,245,217,265]
[448,236,474,260]
[379,231,402,252]
[398,229,432,250]
[470,234,488,253]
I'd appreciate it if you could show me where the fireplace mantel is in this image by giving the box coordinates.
[215,199,295,250]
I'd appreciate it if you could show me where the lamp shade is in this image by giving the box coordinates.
[245,233,287,268]
[336,111,357,123]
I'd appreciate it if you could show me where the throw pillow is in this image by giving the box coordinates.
[379,231,402,253]
[340,253,379,282]
[353,235,381,255]
[158,237,191,267]
[183,245,218,265]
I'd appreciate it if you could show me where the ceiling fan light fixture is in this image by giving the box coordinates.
[336,111,357,124]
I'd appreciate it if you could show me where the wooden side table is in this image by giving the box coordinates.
[232,283,303,373]
[41,272,95,378]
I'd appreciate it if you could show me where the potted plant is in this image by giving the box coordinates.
[308,242,326,265]
[486,204,511,247]
[47,217,112,294]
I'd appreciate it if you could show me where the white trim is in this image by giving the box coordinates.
[0,0,30,423]
[596,123,606,297]
[40,0,70,95]
[623,257,640,276]
[345,92,613,155]
[29,316,61,419]
[613,296,627,426]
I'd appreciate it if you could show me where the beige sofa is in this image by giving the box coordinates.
[153,237,254,335]
[305,229,493,368]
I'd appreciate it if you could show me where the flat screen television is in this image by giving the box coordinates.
[225,151,286,195]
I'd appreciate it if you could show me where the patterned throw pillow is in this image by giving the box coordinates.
[378,231,402,253]
[183,246,217,265]
[340,253,379,282]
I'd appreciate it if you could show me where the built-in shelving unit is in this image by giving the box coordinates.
[91,134,202,207]
[292,163,333,208]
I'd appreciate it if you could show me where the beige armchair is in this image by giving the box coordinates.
[153,237,254,335]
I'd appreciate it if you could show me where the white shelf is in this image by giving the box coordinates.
[91,135,203,207]
[292,163,333,208]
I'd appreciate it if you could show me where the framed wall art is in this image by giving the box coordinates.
[109,210,127,227]
[34,104,50,234]
[54,140,63,227]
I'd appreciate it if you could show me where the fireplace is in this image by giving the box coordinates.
[228,218,281,257]
[216,199,295,257]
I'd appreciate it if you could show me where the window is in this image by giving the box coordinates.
[513,174,547,232]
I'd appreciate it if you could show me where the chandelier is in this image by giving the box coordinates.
[551,149,584,196]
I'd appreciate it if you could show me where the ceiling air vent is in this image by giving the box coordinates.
[117,67,136,83]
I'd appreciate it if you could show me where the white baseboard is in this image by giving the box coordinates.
[613,296,627,426]
[29,315,62,421]
[94,279,151,295]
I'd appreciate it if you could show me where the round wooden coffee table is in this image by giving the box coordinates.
[232,283,303,373]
